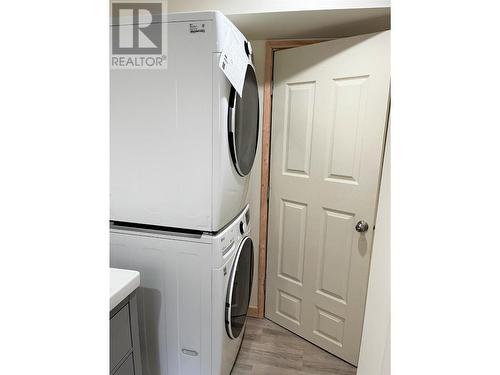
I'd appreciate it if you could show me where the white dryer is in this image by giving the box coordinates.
[110,205,254,375]
[110,11,260,232]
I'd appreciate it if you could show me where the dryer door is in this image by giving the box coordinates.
[228,65,260,176]
[225,236,254,339]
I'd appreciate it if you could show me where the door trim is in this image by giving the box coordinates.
[253,40,327,319]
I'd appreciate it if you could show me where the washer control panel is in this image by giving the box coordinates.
[221,229,236,256]
[219,206,249,256]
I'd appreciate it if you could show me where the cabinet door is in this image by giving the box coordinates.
[110,304,132,370]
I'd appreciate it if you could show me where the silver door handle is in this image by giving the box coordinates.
[355,220,369,233]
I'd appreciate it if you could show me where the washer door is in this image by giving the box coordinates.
[225,236,254,339]
[228,65,260,176]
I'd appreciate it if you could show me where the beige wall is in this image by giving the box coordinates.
[247,40,266,308]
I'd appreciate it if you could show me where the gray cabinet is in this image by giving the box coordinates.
[110,292,142,375]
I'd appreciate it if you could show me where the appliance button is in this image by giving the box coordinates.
[239,221,245,234]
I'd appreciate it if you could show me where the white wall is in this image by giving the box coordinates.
[168,0,390,15]
[357,123,391,375]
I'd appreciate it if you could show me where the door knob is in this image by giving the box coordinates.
[355,220,369,233]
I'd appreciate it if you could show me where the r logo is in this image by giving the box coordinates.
[112,3,162,55]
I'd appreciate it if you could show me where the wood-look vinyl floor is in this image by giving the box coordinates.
[231,318,357,375]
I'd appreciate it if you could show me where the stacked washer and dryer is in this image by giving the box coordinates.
[110,11,259,375]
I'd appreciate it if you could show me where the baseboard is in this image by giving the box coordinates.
[247,306,259,318]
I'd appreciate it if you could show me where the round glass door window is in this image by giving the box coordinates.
[225,236,254,339]
[228,65,260,176]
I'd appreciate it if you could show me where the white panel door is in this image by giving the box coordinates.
[265,32,390,365]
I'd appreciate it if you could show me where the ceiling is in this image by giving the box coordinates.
[227,8,390,40]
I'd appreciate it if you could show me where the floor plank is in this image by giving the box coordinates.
[232,318,357,375]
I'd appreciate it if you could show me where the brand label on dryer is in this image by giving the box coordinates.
[189,23,206,33]
[219,28,248,96]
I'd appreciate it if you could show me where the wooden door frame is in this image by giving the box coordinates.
[252,40,326,318]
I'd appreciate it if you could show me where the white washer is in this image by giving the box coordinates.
[110,205,253,375]
[110,11,260,232]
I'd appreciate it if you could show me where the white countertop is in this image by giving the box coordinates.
[110,268,140,311]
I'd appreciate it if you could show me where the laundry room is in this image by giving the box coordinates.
[108,1,391,374]
[4,1,500,375]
